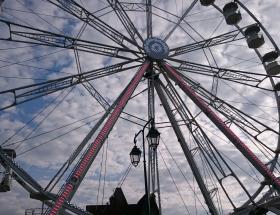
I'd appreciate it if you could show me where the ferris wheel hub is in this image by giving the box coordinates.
[143,37,169,60]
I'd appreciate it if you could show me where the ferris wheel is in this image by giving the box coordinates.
[0,0,280,214]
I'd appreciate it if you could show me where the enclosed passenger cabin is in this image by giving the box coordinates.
[244,24,265,49]
[0,149,16,192]
[262,51,280,76]
[223,2,242,25]
[200,0,215,6]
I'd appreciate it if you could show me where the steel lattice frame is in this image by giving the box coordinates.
[0,0,280,215]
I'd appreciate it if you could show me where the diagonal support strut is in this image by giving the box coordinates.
[155,79,219,215]
[161,62,280,192]
[45,61,150,215]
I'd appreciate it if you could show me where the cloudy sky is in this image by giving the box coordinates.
[0,0,280,214]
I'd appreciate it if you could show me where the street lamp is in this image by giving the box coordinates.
[129,144,141,167]
[129,118,160,215]
[146,125,160,149]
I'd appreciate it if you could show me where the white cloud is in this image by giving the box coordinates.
[0,0,280,214]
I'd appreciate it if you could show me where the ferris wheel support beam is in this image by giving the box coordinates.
[155,79,219,215]
[146,66,160,212]
[45,61,150,215]
[45,0,141,50]
[168,28,244,58]
[161,62,280,191]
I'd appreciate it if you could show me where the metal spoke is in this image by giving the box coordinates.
[45,0,142,50]
[106,0,144,45]
[0,19,138,60]
[168,58,277,91]
[164,0,198,42]
[168,28,245,57]
[0,59,141,111]
[146,0,152,38]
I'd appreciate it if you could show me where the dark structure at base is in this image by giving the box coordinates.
[86,187,159,215]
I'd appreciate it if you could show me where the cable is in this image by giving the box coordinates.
[118,164,132,187]
[15,87,75,151]
[196,123,271,183]
[158,148,192,215]
[0,44,39,51]
[4,111,104,147]
[0,48,67,71]
[160,137,208,214]
[220,79,279,122]
[0,58,72,75]
[223,100,277,109]
[15,0,64,34]
[3,7,74,20]
[16,116,100,157]
[1,88,67,146]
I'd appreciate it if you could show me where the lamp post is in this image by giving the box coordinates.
[129,118,160,215]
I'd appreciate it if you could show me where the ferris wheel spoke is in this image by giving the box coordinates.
[0,19,138,60]
[0,59,141,111]
[45,0,142,51]
[145,0,152,38]
[106,0,144,46]
[161,62,280,192]
[168,28,245,57]
[163,0,198,42]
[168,58,277,91]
